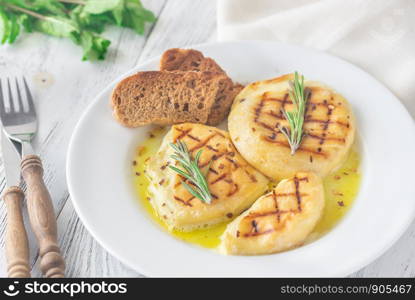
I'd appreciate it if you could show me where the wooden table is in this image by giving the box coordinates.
[0,0,414,277]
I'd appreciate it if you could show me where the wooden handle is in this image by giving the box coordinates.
[21,155,65,278]
[3,186,31,278]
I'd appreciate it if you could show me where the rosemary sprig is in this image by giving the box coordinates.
[168,140,213,204]
[279,71,310,155]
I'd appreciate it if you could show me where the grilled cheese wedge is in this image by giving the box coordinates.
[220,172,324,255]
[146,123,269,231]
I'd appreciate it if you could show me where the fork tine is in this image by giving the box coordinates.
[7,78,16,113]
[15,77,25,112]
[23,77,35,114]
[0,79,6,120]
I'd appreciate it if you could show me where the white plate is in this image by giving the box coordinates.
[67,40,415,277]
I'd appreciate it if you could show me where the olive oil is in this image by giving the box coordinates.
[132,127,229,249]
[132,127,361,250]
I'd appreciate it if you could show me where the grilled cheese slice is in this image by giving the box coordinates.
[146,123,269,231]
[220,172,324,255]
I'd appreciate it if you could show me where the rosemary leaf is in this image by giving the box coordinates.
[279,71,310,155]
[168,140,213,204]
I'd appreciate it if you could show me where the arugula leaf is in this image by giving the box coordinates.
[8,12,20,43]
[0,0,155,61]
[84,0,124,27]
[18,13,33,32]
[34,15,79,38]
[126,1,155,22]
[83,0,123,14]
[0,7,10,44]
[70,5,111,33]
[78,30,111,61]
[30,0,67,16]
[122,2,155,34]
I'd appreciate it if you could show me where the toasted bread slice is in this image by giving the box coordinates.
[160,48,225,74]
[111,71,234,127]
[160,48,243,125]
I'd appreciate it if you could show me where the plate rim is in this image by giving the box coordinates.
[67,39,415,277]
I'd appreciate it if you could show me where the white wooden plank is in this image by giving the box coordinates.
[49,0,219,278]
[0,0,166,277]
[137,0,218,63]
[31,200,140,278]
[1,0,414,278]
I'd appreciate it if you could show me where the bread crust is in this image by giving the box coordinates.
[111,71,234,127]
[160,48,243,125]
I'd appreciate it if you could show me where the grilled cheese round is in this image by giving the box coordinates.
[228,73,356,180]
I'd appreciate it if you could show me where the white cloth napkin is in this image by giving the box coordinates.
[217,0,415,118]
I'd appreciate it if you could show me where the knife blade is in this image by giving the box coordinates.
[1,129,21,187]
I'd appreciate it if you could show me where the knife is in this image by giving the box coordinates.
[1,129,31,277]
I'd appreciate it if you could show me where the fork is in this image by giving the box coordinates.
[0,77,65,278]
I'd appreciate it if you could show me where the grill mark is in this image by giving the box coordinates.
[174,176,185,188]
[257,121,278,132]
[294,176,302,212]
[210,173,227,185]
[206,145,219,152]
[174,196,192,207]
[278,93,289,118]
[226,157,239,169]
[306,119,349,128]
[252,220,259,233]
[318,104,334,146]
[264,97,331,108]
[209,168,218,175]
[307,133,346,143]
[254,95,265,122]
[212,152,226,161]
[187,134,200,142]
[227,183,239,197]
[242,229,274,237]
[262,136,327,157]
[245,209,295,219]
[244,169,258,182]
[258,95,349,151]
[189,134,217,153]
[272,190,280,222]
[174,128,192,142]
[239,176,311,238]
[199,152,227,168]
[266,110,284,120]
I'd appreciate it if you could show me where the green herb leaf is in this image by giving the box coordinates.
[70,5,109,33]
[122,1,155,34]
[8,12,20,43]
[18,14,33,32]
[168,140,213,204]
[279,72,310,155]
[34,15,79,37]
[0,7,10,44]
[0,0,155,61]
[30,0,67,16]
[83,0,123,14]
[77,30,110,61]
